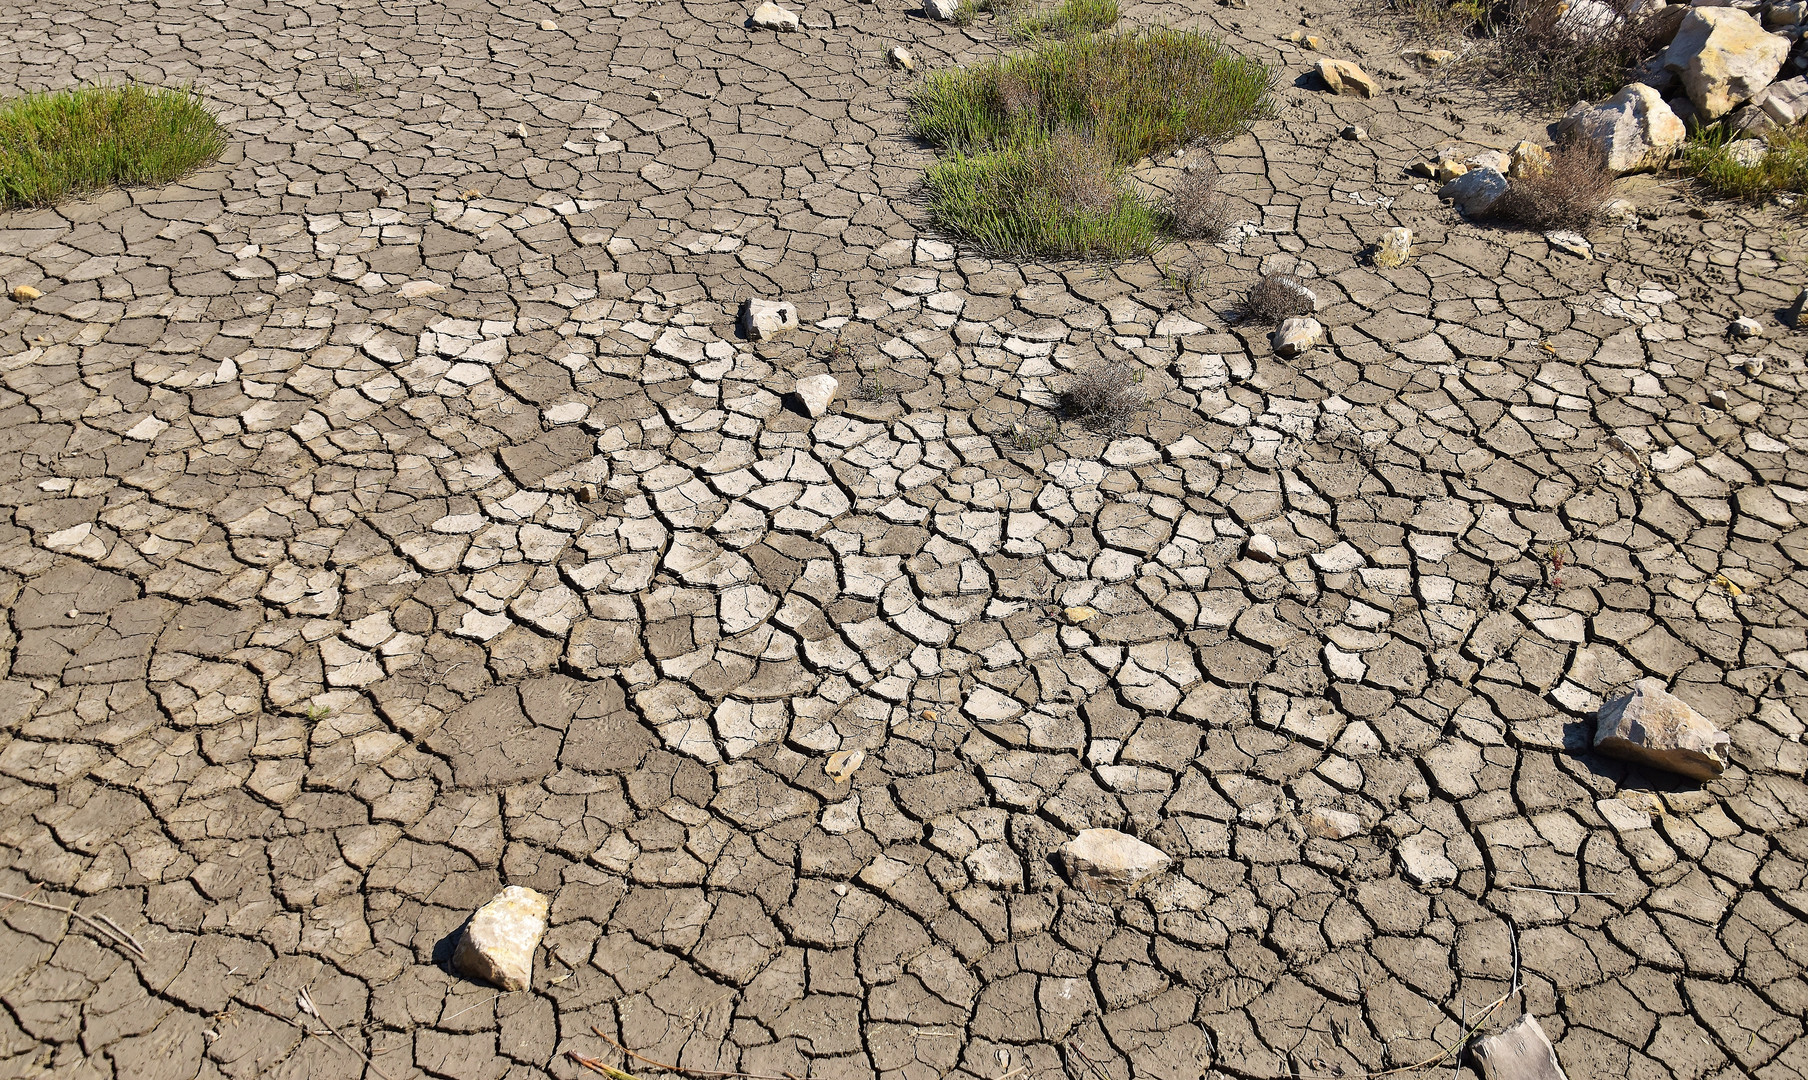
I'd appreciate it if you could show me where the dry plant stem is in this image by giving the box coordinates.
[571,1052,645,1080]
[1064,1040,1116,1080]
[297,985,395,1080]
[0,891,147,959]
[590,1026,803,1080]
[1496,884,1611,897]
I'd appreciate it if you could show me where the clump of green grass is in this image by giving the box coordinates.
[923,134,1164,258]
[1681,125,1808,203]
[1012,0,1119,39]
[910,27,1273,258]
[0,85,225,209]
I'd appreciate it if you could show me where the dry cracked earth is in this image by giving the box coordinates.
[2,0,1808,1077]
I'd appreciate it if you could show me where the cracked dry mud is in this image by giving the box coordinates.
[1,0,1807,1077]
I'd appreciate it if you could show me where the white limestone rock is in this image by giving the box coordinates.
[1437,166,1509,216]
[739,296,799,339]
[1062,828,1170,896]
[1556,83,1685,175]
[750,1,800,30]
[1595,678,1731,781]
[793,374,839,418]
[1663,7,1790,120]
[453,886,550,991]
[1271,316,1324,358]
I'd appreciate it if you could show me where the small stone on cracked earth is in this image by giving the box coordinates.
[1061,829,1171,896]
[1594,678,1732,781]
[453,886,550,991]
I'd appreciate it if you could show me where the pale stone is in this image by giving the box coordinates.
[9,285,40,303]
[740,296,798,339]
[1663,8,1790,119]
[1062,829,1170,895]
[793,374,839,418]
[1733,315,1765,338]
[825,748,865,782]
[888,46,914,71]
[1317,58,1381,97]
[1556,83,1685,175]
[750,1,799,30]
[1244,534,1279,563]
[539,19,558,30]
[923,0,960,19]
[1372,226,1412,268]
[1300,807,1364,840]
[1544,230,1592,259]
[1759,75,1808,124]
[1432,147,1469,183]
[1438,166,1509,216]
[1063,606,1097,624]
[1271,316,1323,358]
[453,886,550,991]
[1594,678,1730,781]
[1472,1014,1571,1080]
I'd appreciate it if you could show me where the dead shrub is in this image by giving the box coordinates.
[1492,139,1614,230]
[1243,272,1316,325]
[1164,162,1232,241]
[1485,0,1670,107]
[1060,361,1145,433]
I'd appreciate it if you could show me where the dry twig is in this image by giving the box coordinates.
[297,986,395,1080]
[0,891,146,959]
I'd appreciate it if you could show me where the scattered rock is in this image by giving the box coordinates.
[1286,29,1323,50]
[453,886,550,991]
[1555,83,1685,175]
[1244,534,1279,563]
[1062,829,1170,896]
[750,1,800,30]
[1316,58,1381,98]
[1508,140,1549,179]
[793,373,839,418]
[739,296,798,339]
[539,18,558,30]
[888,46,914,71]
[1372,226,1413,268]
[1411,48,1456,67]
[1762,75,1808,124]
[9,285,40,303]
[1789,284,1808,327]
[1471,1014,1571,1080]
[1733,315,1765,337]
[1062,606,1098,624]
[1663,7,1790,120]
[1271,316,1324,358]
[1766,1,1806,30]
[923,0,960,19]
[1544,230,1592,259]
[1594,678,1731,781]
[1340,124,1367,140]
[1299,807,1364,840]
[824,748,864,782]
[1431,147,1469,183]
[1467,148,1510,173]
[1438,166,1509,216]
[1602,197,1640,225]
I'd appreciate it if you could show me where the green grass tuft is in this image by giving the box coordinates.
[1011,0,1119,39]
[922,136,1164,258]
[1681,125,1808,203]
[0,84,225,210]
[909,27,1272,258]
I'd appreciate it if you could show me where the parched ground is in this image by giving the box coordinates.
[1,0,1806,1076]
